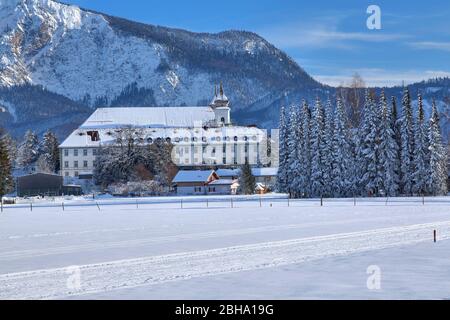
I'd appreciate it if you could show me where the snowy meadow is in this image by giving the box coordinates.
[0,195,449,300]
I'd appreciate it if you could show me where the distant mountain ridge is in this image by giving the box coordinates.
[0,0,448,143]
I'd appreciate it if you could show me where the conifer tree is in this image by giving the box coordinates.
[412,94,428,195]
[399,87,414,195]
[310,97,325,197]
[276,106,290,193]
[427,101,448,195]
[239,162,256,195]
[379,91,400,196]
[0,133,14,197]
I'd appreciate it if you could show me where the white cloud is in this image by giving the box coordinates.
[409,41,450,52]
[312,69,450,87]
[260,21,408,50]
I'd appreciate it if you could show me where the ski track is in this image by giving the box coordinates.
[1,220,449,300]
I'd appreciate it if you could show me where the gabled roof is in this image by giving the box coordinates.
[172,170,217,183]
[216,168,240,177]
[81,107,215,129]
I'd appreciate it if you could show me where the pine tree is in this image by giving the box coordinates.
[412,94,428,195]
[360,90,381,196]
[322,99,334,197]
[287,105,302,197]
[0,133,14,197]
[399,87,414,195]
[239,162,256,195]
[379,91,400,196]
[39,130,60,173]
[17,130,40,169]
[298,100,311,197]
[331,98,351,197]
[427,101,448,195]
[276,106,290,193]
[310,97,325,197]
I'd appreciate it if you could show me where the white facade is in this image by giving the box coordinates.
[59,86,275,178]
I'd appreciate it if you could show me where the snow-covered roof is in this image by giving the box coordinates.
[252,167,278,177]
[172,170,216,183]
[60,121,265,148]
[208,179,238,186]
[216,169,240,177]
[81,107,216,129]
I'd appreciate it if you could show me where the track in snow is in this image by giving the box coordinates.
[1,220,449,300]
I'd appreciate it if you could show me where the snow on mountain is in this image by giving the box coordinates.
[0,0,448,142]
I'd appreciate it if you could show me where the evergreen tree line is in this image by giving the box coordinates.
[15,130,61,174]
[277,88,448,198]
[0,129,60,175]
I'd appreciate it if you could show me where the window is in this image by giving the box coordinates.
[83,149,88,156]
[64,161,69,168]
[74,161,78,168]
[74,171,79,177]
[223,157,226,164]
[83,161,88,168]
[93,148,98,156]
[74,149,78,156]
[223,144,226,153]
[221,117,225,123]
[64,149,69,157]
[64,172,69,177]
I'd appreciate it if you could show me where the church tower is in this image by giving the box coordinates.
[210,82,231,126]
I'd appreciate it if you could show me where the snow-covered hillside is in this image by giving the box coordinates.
[0,0,448,141]
[0,0,324,137]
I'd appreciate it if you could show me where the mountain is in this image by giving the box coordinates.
[0,0,448,144]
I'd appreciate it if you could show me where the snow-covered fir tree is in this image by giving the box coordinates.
[298,100,311,197]
[322,99,334,197]
[276,106,290,193]
[310,97,325,197]
[411,94,429,195]
[427,101,448,195]
[331,98,351,197]
[38,130,60,173]
[399,87,415,195]
[0,131,14,197]
[287,105,302,197]
[17,130,40,169]
[359,90,382,196]
[379,91,400,196]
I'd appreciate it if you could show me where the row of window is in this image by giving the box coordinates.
[193,187,217,193]
[63,149,98,157]
[64,160,93,168]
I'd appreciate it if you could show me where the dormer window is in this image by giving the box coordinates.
[87,131,100,142]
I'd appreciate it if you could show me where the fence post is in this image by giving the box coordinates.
[320,196,323,207]
[30,202,33,212]
[1,197,3,213]
[385,197,389,206]
[96,202,100,211]
[62,202,65,211]
[434,230,437,243]
[181,199,183,209]
[288,198,290,207]
[231,198,233,208]
[136,199,139,209]
[422,195,425,206]
[206,199,209,208]
[259,197,262,207]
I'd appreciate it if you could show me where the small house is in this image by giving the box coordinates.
[172,170,219,195]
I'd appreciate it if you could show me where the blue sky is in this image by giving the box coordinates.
[66,0,450,87]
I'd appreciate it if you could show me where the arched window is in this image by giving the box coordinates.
[221,117,225,123]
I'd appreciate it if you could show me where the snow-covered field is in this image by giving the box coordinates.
[0,195,449,300]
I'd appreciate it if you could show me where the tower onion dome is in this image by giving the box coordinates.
[210,82,230,108]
